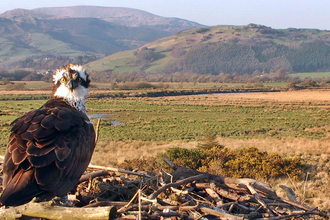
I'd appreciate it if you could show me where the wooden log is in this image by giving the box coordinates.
[0,201,117,220]
[217,202,255,211]
[205,188,223,206]
[87,164,152,178]
[199,207,244,220]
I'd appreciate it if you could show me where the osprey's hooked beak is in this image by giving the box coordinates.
[67,80,78,91]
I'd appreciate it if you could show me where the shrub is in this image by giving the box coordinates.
[117,146,302,181]
[117,156,162,173]
[162,146,302,181]
[159,147,207,170]
[196,132,224,150]
[204,147,302,180]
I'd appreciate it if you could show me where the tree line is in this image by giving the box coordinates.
[17,55,98,70]
[1,66,329,88]
[163,41,330,75]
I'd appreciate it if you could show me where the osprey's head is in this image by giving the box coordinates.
[52,64,91,112]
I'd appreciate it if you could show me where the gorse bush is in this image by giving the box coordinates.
[159,147,207,170]
[203,147,301,180]
[160,146,302,181]
[118,146,302,181]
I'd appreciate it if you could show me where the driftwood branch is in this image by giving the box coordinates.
[77,170,111,184]
[0,201,117,220]
[94,118,101,144]
[200,207,244,220]
[86,163,152,178]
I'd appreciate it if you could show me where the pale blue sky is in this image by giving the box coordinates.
[1,0,330,30]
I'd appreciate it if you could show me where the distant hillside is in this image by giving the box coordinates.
[86,24,330,75]
[33,6,202,34]
[0,6,202,69]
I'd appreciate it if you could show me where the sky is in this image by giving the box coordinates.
[1,0,330,30]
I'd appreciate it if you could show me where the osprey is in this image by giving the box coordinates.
[0,64,95,206]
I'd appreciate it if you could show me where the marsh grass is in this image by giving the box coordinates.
[89,90,330,144]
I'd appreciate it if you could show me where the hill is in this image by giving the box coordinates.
[86,24,330,75]
[0,7,203,69]
[33,6,202,34]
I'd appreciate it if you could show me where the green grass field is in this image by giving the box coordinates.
[90,95,330,143]
[1,91,329,153]
[290,72,330,79]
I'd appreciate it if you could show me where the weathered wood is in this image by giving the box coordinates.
[87,164,152,178]
[199,207,244,220]
[78,170,111,184]
[205,187,223,206]
[141,211,194,220]
[268,195,314,212]
[172,166,276,196]
[163,157,177,169]
[117,188,141,213]
[148,173,209,200]
[217,202,255,211]
[94,118,101,144]
[0,202,117,220]
[83,201,128,208]
[195,182,253,202]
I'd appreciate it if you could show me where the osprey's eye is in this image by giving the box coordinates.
[60,77,66,83]
[77,77,82,82]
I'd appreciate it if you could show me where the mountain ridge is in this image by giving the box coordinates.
[0,6,203,69]
[86,24,330,75]
[32,6,203,33]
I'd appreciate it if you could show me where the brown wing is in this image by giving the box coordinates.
[0,100,95,206]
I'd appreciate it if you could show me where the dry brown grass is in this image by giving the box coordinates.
[91,140,197,165]
[217,137,330,156]
[226,89,330,102]
[154,89,330,107]
[92,136,330,165]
